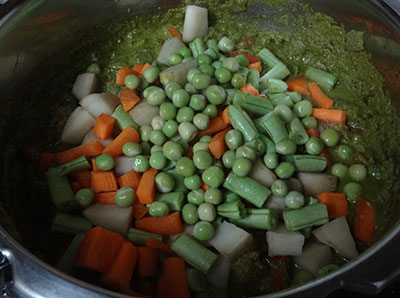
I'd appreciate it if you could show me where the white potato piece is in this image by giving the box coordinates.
[208,221,253,260]
[114,156,134,177]
[248,158,277,188]
[297,172,337,196]
[82,128,113,147]
[83,203,132,235]
[157,38,185,65]
[182,5,208,43]
[264,196,286,213]
[294,243,333,276]
[72,72,98,100]
[61,106,96,145]
[313,216,358,260]
[79,93,120,118]
[160,59,198,86]
[129,99,160,126]
[267,226,305,257]
[207,255,230,289]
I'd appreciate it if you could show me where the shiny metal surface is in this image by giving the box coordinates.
[0,0,400,297]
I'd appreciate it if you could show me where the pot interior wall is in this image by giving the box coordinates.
[0,0,400,266]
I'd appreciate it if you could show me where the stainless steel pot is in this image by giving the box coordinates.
[1,0,400,297]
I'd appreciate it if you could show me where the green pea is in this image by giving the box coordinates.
[172,89,190,108]
[222,150,236,169]
[320,128,340,147]
[215,67,232,84]
[143,65,159,83]
[275,139,297,155]
[163,141,183,161]
[151,145,163,154]
[178,122,198,142]
[271,179,289,197]
[142,84,158,98]
[155,172,175,193]
[234,54,249,67]
[197,53,212,66]
[293,100,312,118]
[293,271,314,284]
[274,105,293,123]
[205,85,226,105]
[159,102,177,120]
[199,135,212,143]
[123,142,142,157]
[202,166,224,187]
[175,157,196,177]
[86,63,101,75]
[305,137,324,155]
[139,75,150,89]
[149,151,167,170]
[149,130,167,146]
[193,113,210,130]
[275,161,295,179]
[182,203,199,224]
[192,73,212,90]
[114,186,136,207]
[168,53,183,65]
[193,151,213,170]
[185,83,197,94]
[264,153,279,169]
[190,94,207,111]
[199,65,216,77]
[179,46,192,58]
[183,174,202,190]
[225,129,243,150]
[331,163,349,179]
[343,182,362,202]
[285,191,305,209]
[149,201,169,217]
[193,142,210,153]
[187,189,205,205]
[176,139,190,155]
[337,144,353,160]
[95,154,115,171]
[222,57,240,72]
[151,115,165,130]
[214,160,224,169]
[203,104,218,118]
[165,82,182,99]
[348,164,367,182]
[75,188,94,207]
[162,120,179,138]
[316,264,339,278]
[132,155,149,172]
[232,157,252,177]
[245,138,266,157]
[198,203,217,222]
[187,68,202,83]
[302,116,318,130]
[231,73,245,88]
[218,36,235,53]
[212,60,223,69]
[176,106,194,123]
[205,47,218,59]
[236,145,256,161]
[125,74,140,89]
[193,221,215,241]
[204,188,223,205]
[139,125,152,142]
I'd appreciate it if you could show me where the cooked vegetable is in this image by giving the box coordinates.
[82,128,113,147]
[61,106,96,145]
[182,6,208,42]
[267,225,305,256]
[297,172,337,196]
[248,158,277,188]
[51,213,92,235]
[102,126,140,157]
[294,243,333,276]
[126,227,162,246]
[230,208,278,230]
[135,212,183,234]
[136,247,158,277]
[129,99,160,126]
[56,233,85,274]
[207,255,230,289]
[72,72,98,100]
[283,203,329,231]
[46,168,77,211]
[308,82,334,109]
[354,198,375,243]
[305,66,337,91]
[316,192,349,219]
[79,93,120,118]
[160,59,198,86]
[311,108,346,125]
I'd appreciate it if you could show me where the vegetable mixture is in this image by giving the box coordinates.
[39,1,400,297]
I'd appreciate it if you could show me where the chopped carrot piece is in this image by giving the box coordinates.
[92,158,100,171]
[136,247,158,277]
[209,128,230,159]
[286,77,310,96]
[116,67,136,85]
[103,126,140,157]
[139,63,152,76]
[70,169,92,188]
[120,88,141,112]
[319,148,331,167]
[163,257,190,298]
[354,198,375,243]
[316,192,349,219]
[240,83,260,96]
[118,170,141,191]
[220,106,231,125]
[198,116,228,137]
[94,113,115,140]
[91,171,118,193]
[135,212,183,235]
[136,168,158,204]
[56,141,104,165]
[156,274,171,298]
[40,152,56,171]
[133,63,145,74]
[308,82,334,109]
[132,201,149,219]
[312,108,346,125]
[248,61,262,72]
[201,181,209,191]
[70,181,82,194]
[166,27,183,41]
[94,192,116,204]
[306,128,320,138]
